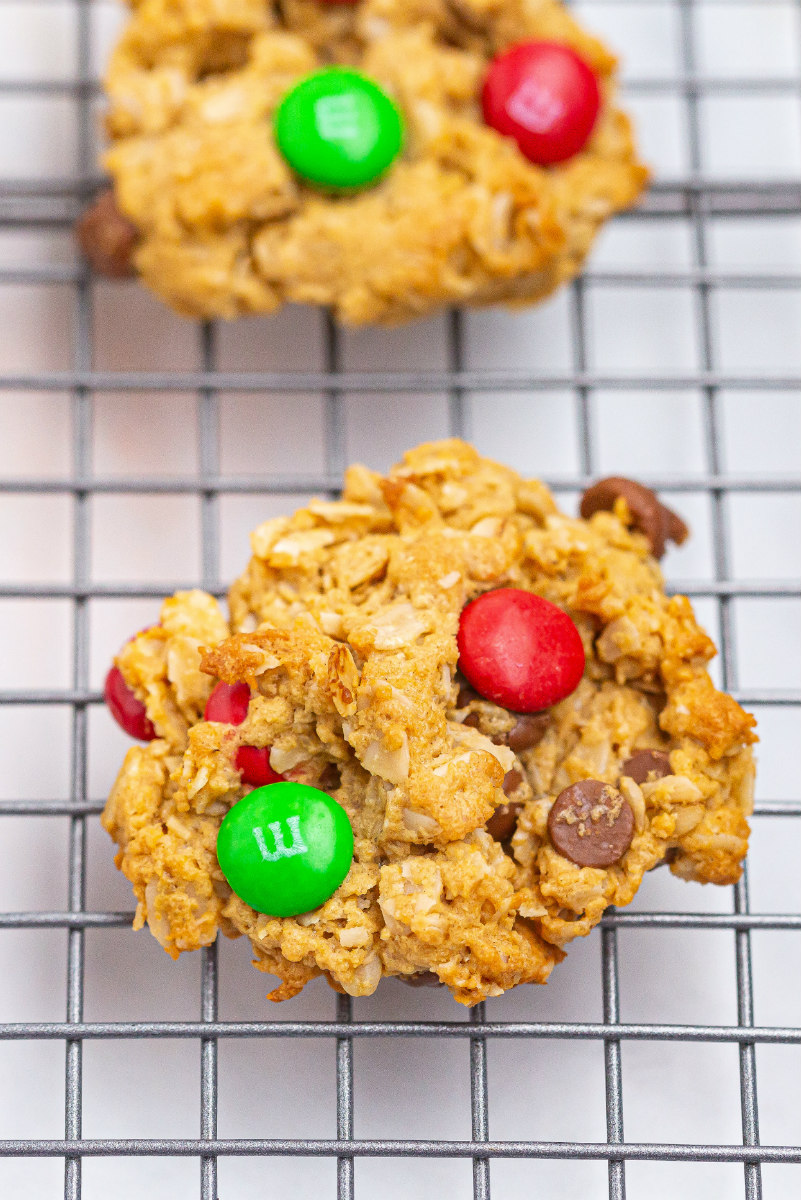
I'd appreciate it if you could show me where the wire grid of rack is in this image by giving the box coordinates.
[0,0,799,1198]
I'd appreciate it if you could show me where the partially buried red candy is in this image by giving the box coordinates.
[457,588,585,713]
[110,595,581,770]
[105,648,282,786]
[482,41,601,166]
[104,665,156,742]
[204,681,283,787]
[204,679,250,725]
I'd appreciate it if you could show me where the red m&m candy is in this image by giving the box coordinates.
[205,680,251,725]
[233,744,283,788]
[104,665,156,741]
[105,626,160,740]
[204,681,283,788]
[457,588,585,712]
[482,41,601,165]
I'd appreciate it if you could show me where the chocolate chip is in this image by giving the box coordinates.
[547,780,634,868]
[649,847,680,871]
[621,749,671,785]
[556,907,583,921]
[502,769,523,797]
[401,971,443,988]
[462,712,482,729]
[580,476,689,559]
[456,682,479,708]
[318,762,342,792]
[486,800,522,842]
[75,189,138,279]
[664,507,689,546]
[505,712,549,753]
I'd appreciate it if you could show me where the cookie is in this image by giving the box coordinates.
[102,441,756,1005]
[84,0,648,323]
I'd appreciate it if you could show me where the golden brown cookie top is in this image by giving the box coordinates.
[95,0,648,321]
[103,441,755,1005]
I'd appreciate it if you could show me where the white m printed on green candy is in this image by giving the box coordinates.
[252,816,309,863]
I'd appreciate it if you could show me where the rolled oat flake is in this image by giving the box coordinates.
[548,779,634,868]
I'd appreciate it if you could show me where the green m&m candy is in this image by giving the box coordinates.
[274,67,403,191]
[217,782,354,917]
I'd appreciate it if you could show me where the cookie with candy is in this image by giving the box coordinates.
[103,441,756,1005]
[77,0,647,324]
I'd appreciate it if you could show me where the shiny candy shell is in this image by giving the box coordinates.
[104,665,155,741]
[216,782,354,918]
[457,588,585,713]
[234,744,283,788]
[105,626,160,741]
[205,680,250,725]
[204,681,283,787]
[274,68,403,191]
[482,41,601,165]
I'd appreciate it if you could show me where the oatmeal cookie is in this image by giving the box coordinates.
[103,441,756,1005]
[86,0,648,323]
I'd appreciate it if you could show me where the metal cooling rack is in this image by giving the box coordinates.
[0,0,799,1198]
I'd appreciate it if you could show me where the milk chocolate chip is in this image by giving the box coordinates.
[486,800,522,842]
[401,971,443,988]
[502,770,523,797]
[580,476,689,559]
[456,682,480,708]
[75,189,138,279]
[505,712,549,753]
[548,780,634,868]
[622,749,671,785]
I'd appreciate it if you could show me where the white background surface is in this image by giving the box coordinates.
[0,1,800,1198]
